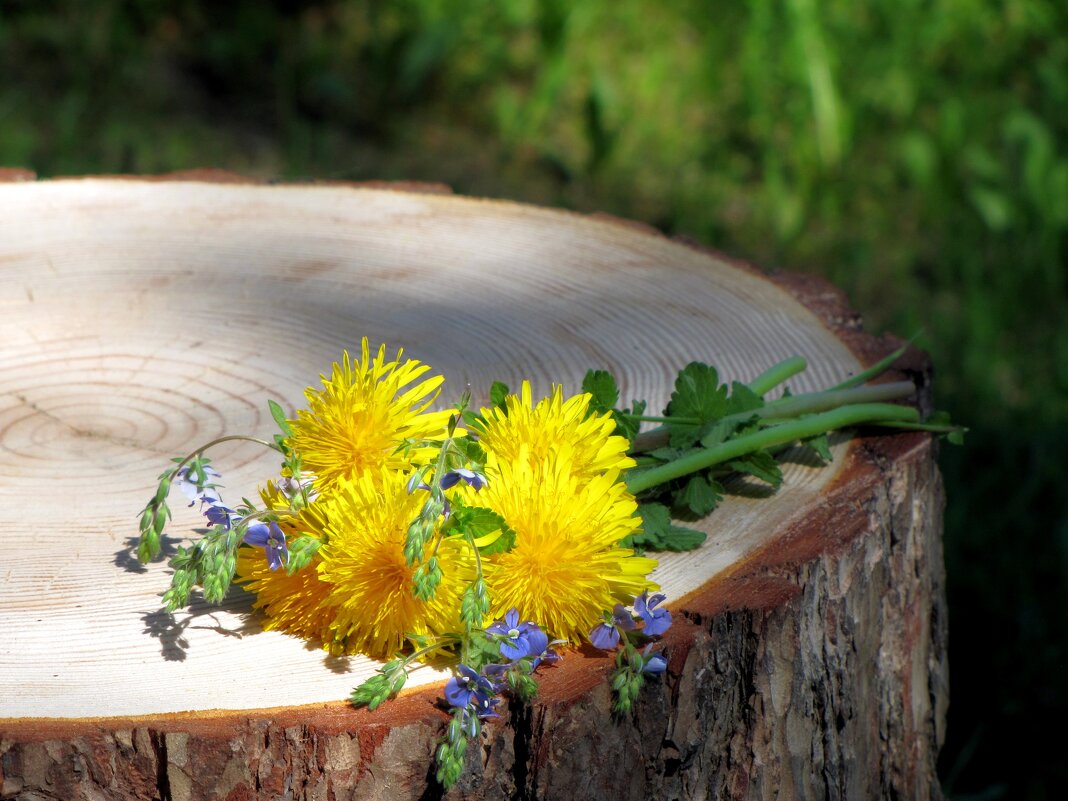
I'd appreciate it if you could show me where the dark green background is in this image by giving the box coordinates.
[3,2,1064,797]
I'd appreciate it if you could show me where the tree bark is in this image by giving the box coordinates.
[0,174,946,800]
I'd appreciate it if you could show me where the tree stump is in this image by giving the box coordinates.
[0,174,947,800]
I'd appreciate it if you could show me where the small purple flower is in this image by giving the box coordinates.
[588,603,636,650]
[439,468,488,491]
[641,645,668,675]
[531,642,563,671]
[243,522,288,571]
[445,664,499,718]
[486,608,548,661]
[204,503,241,531]
[635,591,672,636]
[588,623,619,650]
[277,475,316,502]
[174,465,221,506]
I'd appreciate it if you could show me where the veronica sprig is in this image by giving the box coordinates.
[589,593,672,715]
[403,394,478,568]
[160,504,286,610]
[350,634,463,711]
[136,434,285,563]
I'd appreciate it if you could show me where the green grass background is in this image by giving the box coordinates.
[3,2,1065,797]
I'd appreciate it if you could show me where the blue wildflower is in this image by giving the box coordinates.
[444,664,499,719]
[588,603,636,650]
[243,521,288,571]
[204,502,241,531]
[486,608,548,660]
[439,468,488,492]
[634,591,672,636]
[641,645,668,675]
[174,465,222,507]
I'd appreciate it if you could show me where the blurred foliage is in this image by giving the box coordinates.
[2,0,1066,797]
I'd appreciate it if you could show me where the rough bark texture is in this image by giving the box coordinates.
[1,432,946,801]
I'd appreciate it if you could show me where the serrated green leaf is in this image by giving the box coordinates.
[699,420,733,448]
[477,525,516,556]
[666,362,728,421]
[453,436,487,466]
[489,381,510,412]
[611,399,646,444]
[672,473,723,516]
[726,381,764,414]
[446,503,516,555]
[728,450,783,487]
[656,526,707,552]
[621,502,705,552]
[582,369,619,415]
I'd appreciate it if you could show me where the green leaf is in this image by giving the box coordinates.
[268,399,293,436]
[726,381,764,415]
[612,399,646,444]
[622,502,707,552]
[672,473,723,516]
[448,504,516,555]
[581,369,619,415]
[656,527,708,551]
[805,433,833,462]
[665,362,729,447]
[452,436,487,466]
[728,450,783,488]
[489,381,510,412]
[666,362,728,421]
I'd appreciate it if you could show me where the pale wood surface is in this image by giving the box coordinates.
[0,178,950,801]
[0,179,865,721]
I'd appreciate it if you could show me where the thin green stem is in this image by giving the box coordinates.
[401,636,461,669]
[829,345,908,390]
[620,414,702,425]
[172,435,281,477]
[625,402,920,494]
[753,381,914,420]
[629,382,915,454]
[747,356,808,395]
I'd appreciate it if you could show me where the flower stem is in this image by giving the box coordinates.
[753,381,914,420]
[828,344,908,391]
[401,636,461,669]
[630,382,915,454]
[747,356,808,396]
[625,402,920,494]
[171,435,282,477]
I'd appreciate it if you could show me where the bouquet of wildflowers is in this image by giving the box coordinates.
[136,338,960,788]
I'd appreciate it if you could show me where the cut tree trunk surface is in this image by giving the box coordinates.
[0,173,947,801]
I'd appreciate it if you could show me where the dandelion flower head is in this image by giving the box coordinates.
[289,339,455,491]
[478,456,656,643]
[476,381,634,480]
[236,482,336,643]
[316,468,476,659]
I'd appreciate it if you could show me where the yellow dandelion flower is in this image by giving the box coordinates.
[235,484,336,643]
[316,469,476,659]
[477,381,634,480]
[290,338,455,490]
[478,456,657,644]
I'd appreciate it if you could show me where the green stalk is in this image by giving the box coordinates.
[630,381,915,454]
[171,435,282,477]
[829,345,908,390]
[625,402,920,494]
[747,356,808,395]
[753,381,914,420]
